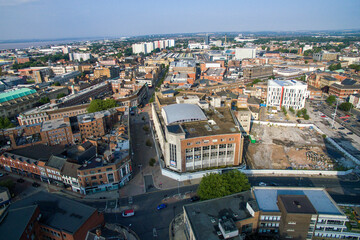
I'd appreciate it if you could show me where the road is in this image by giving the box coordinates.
[80,175,360,240]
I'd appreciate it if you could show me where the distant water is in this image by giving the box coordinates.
[0,39,95,50]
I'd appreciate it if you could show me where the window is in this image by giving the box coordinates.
[203,140,209,144]
[106,168,113,171]
[212,139,218,143]
[288,222,296,225]
[287,229,295,232]
[187,143,192,146]
[202,146,209,150]
[196,141,201,145]
[107,173,114,183]
[91,176,97,180]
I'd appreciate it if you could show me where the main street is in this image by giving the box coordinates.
[81,175,360,240]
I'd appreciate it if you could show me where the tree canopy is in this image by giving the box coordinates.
[197,170,250,200]
[87,99,117,113]
[339,102,353,112]
[0,117,15,129]
[326,95,336,105]
[328,63,342,71]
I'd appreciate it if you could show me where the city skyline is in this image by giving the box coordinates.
[0,0,359,40]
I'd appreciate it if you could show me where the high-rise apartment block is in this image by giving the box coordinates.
[132,39,175,54]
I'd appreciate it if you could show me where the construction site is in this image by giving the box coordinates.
[245,123,355,170]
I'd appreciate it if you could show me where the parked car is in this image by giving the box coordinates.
[351,125,357,127]
[157,204,167,210]
[122,209,135,217]
[190,196,200,202]
[0,173,3,177]
[347,132,354,135]
[32,182,40,188]
[17,178,25,183]
[338,127,345,130]
[345,115,350,117]
[259,182,267,186]
[321,115,326,118]
[269,182,279,186]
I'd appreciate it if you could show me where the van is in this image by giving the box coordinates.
[122,209,135,217]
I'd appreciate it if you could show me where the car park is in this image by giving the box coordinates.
[122,209,135,217]
[157,203,167,210]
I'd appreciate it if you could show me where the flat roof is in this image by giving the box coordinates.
[279,195,317,214]
[253,187,343,215]
[268,79,306,87]
[183,191,256,240]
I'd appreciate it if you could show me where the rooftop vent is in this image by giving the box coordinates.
[204,125,212,131]
[293,201,301,208]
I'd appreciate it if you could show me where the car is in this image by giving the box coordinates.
[17,178,25,183]
[321,115,326,118]
[344,120,350,123]
[347,132,354,135]
[338,127,345,130]
[0,173,3,177]
[32,182,40,188]
[357,120,360,122]
[269,182,279,186]
[351,125,357,127]
[157,203,167,210]
[345,115,350,117]
[190,196,200,202]
[259,182,267,186]
[122,209,135,217]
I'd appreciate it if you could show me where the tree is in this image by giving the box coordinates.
[146,139,152,147]
[281,107,287,116]
[348,64,360,72]
[197,170,250,200]
[326,95,336,105]
[87,99,117,113]
[0,117,15,129]
[56,93,66,99]
[328,63,341,71]
[339,102,353,112]
[149,158,156,166]
[39,97,50,105]
[0,180,15,194]
[53,82,61,86]
[124,48,133,56]
[289,107,295,114]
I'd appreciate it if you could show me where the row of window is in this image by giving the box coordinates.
[186,138,235,146]
[260,215,281,221]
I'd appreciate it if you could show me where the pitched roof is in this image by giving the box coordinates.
[0,205,38,240]
[9,191,99,234]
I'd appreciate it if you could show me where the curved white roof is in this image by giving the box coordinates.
[162,104,207,125]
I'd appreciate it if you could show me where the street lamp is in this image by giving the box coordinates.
[331,98,339,128]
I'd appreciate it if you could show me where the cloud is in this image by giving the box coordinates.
[0,0,39,6]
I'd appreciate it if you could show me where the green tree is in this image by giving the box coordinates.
[146,139,152,147]
[39,97,50,105]
[289,107,295,114]
[0,117,15,129]
[53,82,61,86]
[326,95,336,105]
[328,63,342,71]
[0,180,15,193]
[348,64,360,71]
[87,99,117,113]
[281,107,287,116]
[124,48,133,56]
[56,93,66,99]
[339,102,353,112]
[197,170,250,200]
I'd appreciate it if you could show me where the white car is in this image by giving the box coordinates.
[259,182,267,186]
[122,209,135,217]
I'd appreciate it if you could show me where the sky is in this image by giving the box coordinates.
[0,0,359,41]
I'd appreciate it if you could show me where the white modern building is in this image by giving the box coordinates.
[267,79,308,110]
[132,39,176,54]
[69,53,92,62]
[235,47,256,60]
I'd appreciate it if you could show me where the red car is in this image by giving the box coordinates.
[345,115,350,117]
[321,115,326,118]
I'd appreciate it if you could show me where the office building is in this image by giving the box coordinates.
[243,65,273,79]
[183,187,360,240]
[235,48,256,60]
[152,103,243,173]
[313,51,339,61]
[267,79,308,110]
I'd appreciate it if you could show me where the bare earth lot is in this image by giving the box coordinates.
[246,123,354,170]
